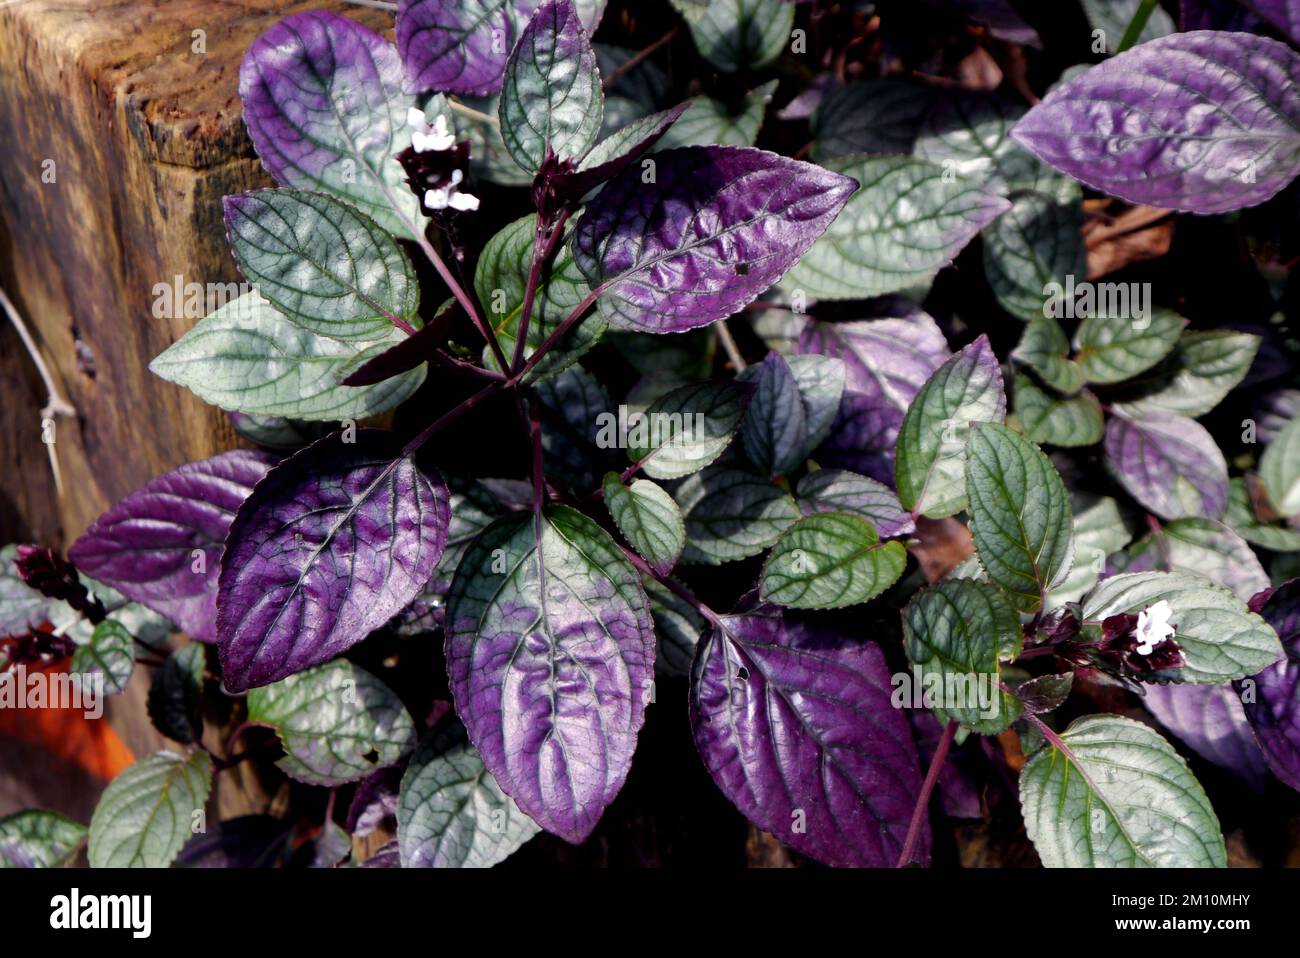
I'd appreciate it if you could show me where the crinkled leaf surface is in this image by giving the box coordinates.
[812,79,936,160]
[895,335,1007,518]
[1238,579,1300,791]
[397,0,603,96]
[783,155,1010,301]
[218,431,449,691]
[683,0,793,72]
[1143,683,1267,790]
[1012,316,1085,395]
[690,607,927,866]
[797,311,951,482]
[1104,411,1229,520]
[1261,415,1300,517]
[248,660,417,786]
[88,750,213,868]
[740,352,844,477]
[1074,308,1184,385]
[1013,374,1104,448]
[1009,32,1300,214]
[70,621,135,696]
[475,215,600,382]
[148,644,206,745]
[603,474,685,576]
[500,0,603,173]
[1047,493,1132,608]
[1020,714,1226,867]
[239,11,422,237]
[397,719,540,867]
[572,146,857,333]
[966,422,1074,612]
[445,506,654,843]
[657,82,775,150]
[795,469,914,539]
[983,191,1086,323]
[151,292,426,422]
[626,381,749,480]
[1082,572,1283,683]
[678,467,801,564]
[69,449,275,642]
[0,811,86,868]
[1112,331,1260,419]
[224,189,418,341]
[902,579,1023,734]
[1110,517,1269,602]
[761,513,906,610]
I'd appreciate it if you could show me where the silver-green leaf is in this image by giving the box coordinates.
[88,750,213,868]
[604,474,686,576]
[1020,714,1225,868]
[247,660,417,786]
[760,512,906,610]
[70,620,135,696]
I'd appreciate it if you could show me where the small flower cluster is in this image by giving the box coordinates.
[396,108,480,216]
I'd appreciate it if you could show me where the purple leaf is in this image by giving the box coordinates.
[1180,0,1262,31]
[398,0,531,96]
[1104,411,1229,520]
[341,302,455,387]
[1143,683,1268,790]
[1243,0,1300,41]
[1010,32,1300,214]
[397,0,604,96]
[1238,579,1300,791]
[217,431,449,692]
[908,708,982,819]
[445,506,655,844]
[797,312,951,481]
[553,104,691,196]
[690,605,928,867]
[68,450,276,642]
[572,146,857,334]
[239,11,421,237]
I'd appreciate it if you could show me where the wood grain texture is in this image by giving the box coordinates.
[0,0,392,823]
[0,0,392,546]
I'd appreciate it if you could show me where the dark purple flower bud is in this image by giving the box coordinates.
[13,545,102,622]
[1,626,77,669]
[1093,610,1186,675]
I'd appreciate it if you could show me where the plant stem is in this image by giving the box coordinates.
[526,394,546,517]
[715,319,746,372]
[511,205,573,374]
[602,27,680,91]
[616,542,727,630]
[400,380,506,458]
[1116,0,1158,53]
[896,718,957,868]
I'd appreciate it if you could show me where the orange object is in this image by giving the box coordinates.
[0,663,135,780]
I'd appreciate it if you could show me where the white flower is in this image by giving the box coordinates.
[407,107,456,153]
[1134,600,1176,655]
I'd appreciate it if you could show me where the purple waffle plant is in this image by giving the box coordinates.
[5,0,1300,870]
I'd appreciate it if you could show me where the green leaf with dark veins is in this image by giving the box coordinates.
[1073,307,1184,384]
[88,750,213,868]
[760,512,906,609]
[70,620,135,696]
[626,381,749,480]
[1081,572,1283,683]
[895,335,1007,518]
[983,191,1086,322]
[966,421,1074,613]
[247,660,417,786]
[678,467,800,565]
[0,811,86,868]
[1013,373,1104,447]
[225,189,419,340]
[147,643,206,745]
[1261,415,1300,518]
[1012,315,1085,395]
[604,474,686,575]
[1224,477,1300,552]
[902,578,1024,734]
[1112,331,1260,419]
[1020,714,1225,868]
[499,0,603,174]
